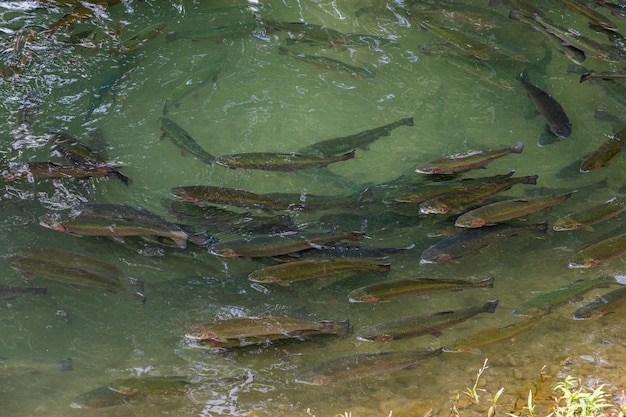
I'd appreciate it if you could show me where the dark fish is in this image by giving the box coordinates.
[574,284,626,319]
[0,284,47,300]
[580,70,626,82]
[420,222,548,264]
[170,185,305,211]
[1,161,130,185]
[70,386,135,409]
[519,72,572,138]
[298,118,414,156]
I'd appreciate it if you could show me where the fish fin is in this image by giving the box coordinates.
[583,225,595,232]
[431,331,444,338]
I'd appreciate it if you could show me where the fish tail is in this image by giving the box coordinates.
[403,117,415,126]
[171,231,188,249]
[107,167,131,186]
[483,299,499,313]
[534,221,549,233]
[511,142,524,153]
[31,287,47,296]
[278,46,289,56]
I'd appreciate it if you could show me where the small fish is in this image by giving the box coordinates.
[70,386,135,409]
[185,316,349,341]
[553,195,626,231]
[214,150,355,172]
[574,285,626,319]
[115,22,166,54]
[580,70,626,82]
[568,233,626,268]
[356,300,499,341]
[347,277,494,303]
[170,185,305,211]
[208,230,365,258]
[294,348,442,385]
[519,72,572,138]
[299,118,414,156]
[278,47,375,78]
[561,0,618,31]
[0,285,47,300]
[421,222,548,264]
[454,191,576,227]
[248,259,390,285]
[513,276,616,316]
[416,142,524,175]
[158,116,216,164]
[1,161,129,185]
[579,123,626,172]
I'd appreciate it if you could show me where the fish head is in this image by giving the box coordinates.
[208,247,241,258]
[550,122,572,139]
[349,293,379,303]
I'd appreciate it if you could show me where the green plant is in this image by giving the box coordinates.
[334,412,351,417]
[464,358,490,404]
[549,376,611,417]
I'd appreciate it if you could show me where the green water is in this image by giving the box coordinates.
[3,1,626,416]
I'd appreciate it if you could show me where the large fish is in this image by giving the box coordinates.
[70,386,135,409]
[294,348,442,385]
[356,300,499,341]
[513,276,616,316]
[158,116,216,164]
[574,285,626,319]
[248,259,390,285]
[214,150,355,172]
[278,47,375,78]
[347,277,494,303]
[0,284,47,300]
[170,185,305,211]
[1,161,130,185]
[415,142,524,175]
[39,204,189,249]
[580,123,626,172]
[519,73,572,138]
[553,195,626,231]
[419,173,538,215]
[568,233,626,268]
[420,222,548,264]
[298,118,414,156]
[454,191,575,228]
[208,230,365,258]
[184,316,349,341]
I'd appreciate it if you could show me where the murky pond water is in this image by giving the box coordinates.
[3,1,626,416]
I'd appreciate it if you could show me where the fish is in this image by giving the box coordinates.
[347,277,494,303]
[513,276,616,316]
[115,22,166,54]
[214,150,356,172]
[158,116,216,164]
[1,161,130,185]
[561,0,618,31]
[519,72,572,138]
[278,47,375,78]
[70,386,135,409]
[0,284,47,300]
[418,20,490,60]
[415,142,524,175]
[573,285,626,319]
[162,63,221,114]
[184,316,349,342]
[419,173,538,215]
[298,118,414,156]
[165,22,259,43]
[454,191,576,228]
[356,300,499,341]
[208,230,365,258]
[294,348,443,385]
[580,70,626,82]
[248,259,390,285]
[170,185,306,211]
[108,376,191,396]
[275,243,414,262]
[568,233,626,268]
[579,124,626,172]
[443,312,545,353]
[420,222,548,264]
[47,130,130,183]
[553,195,626,231]
[39,204,188,249]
